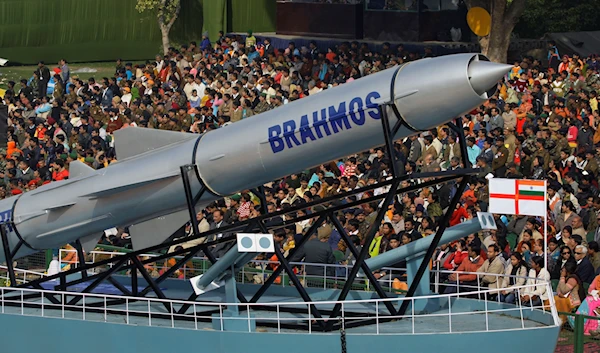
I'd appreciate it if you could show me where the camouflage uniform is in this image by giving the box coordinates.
[254,101,271,115]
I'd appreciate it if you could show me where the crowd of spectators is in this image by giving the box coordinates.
[3,32,600,321]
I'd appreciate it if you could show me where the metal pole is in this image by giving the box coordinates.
[544,180,548,271]
[180,165,200,239]
[380,105,399,178]
[131,265,138,296]
[74,239,87,278]
[0,224,16,286]
[448,118,471,169]
[574,313,584,353]
[251,186,268,215]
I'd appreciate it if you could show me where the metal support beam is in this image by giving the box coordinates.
[131,265,138,296]
[256,218,325,329]
[397,177,470,317]
[106,277,133,296]
[251,186,268,215]
[74,239,88,279]
[326,180,401,330]
[380,104,399,178]
[249,215,326,303]
[131,256,171,312]
[66,258,127,306]
[448,118,471,169]
[0,224,16,286]
[329,214,396,316]
[21,169,471,292]
[180,165,203,241]
[272,244,325,329]
[138,244,200,297]
[180,163,248,305]
[9,239,23,260]
[22,172,470,292]
[30,282,60,305]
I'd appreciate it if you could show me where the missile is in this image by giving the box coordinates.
[0,54,510,263]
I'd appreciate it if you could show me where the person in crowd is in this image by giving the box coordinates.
[552,245,576,280]
[477,244,506,295]
[574,244,596,284]
[520,256,551,308]
[499,252,529,303]
[290,227,336,277]
[445,245,484,294]
[575,274,600,336]
[554,261,585,323]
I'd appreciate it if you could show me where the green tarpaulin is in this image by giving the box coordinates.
[0,0,161,64]
[202,0,228,43]
[229,0,277,34]
[0,0,276,65]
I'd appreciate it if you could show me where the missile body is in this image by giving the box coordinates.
[0,54,510,262]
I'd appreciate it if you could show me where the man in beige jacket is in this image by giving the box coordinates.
[477,244,506,293]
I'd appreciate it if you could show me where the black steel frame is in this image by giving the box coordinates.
[0,106,475,332]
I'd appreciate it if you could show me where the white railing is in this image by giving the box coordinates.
[0,277,559,334]
[0,266,46,285]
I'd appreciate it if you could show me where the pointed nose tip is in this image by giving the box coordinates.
[468,60,513,96]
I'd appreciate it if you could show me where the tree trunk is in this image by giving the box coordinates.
[160,24,171,55]
[485,24,512,63]
[466,0,527,63]
[157,0,181,55]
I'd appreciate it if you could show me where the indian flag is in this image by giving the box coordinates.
[488,179,546,216]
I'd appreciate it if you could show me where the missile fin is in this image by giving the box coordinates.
[69,161,96,179]
[79,233,103,253]
[16,210,48,223]
[83,171,180,199]
[28,177,93,196]
[113,128,198,160]
[45,202,76,211]
[129,210,191,250]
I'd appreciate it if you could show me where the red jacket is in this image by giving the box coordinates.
[443,250,468,270]
[449,206,468,226]
[451,256,485,282]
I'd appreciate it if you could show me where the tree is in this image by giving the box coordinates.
[515,0,600,39]
[466,0,527,63]
[136,0,181,55]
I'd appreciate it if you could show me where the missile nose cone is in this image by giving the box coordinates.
[467,59,512,97]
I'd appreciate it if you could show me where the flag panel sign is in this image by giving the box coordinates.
[489,179,546,216]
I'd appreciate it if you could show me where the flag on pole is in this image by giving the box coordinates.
[488,179,546,216]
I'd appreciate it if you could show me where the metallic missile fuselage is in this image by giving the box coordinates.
[2,138,205,260]
[0,54,510,262]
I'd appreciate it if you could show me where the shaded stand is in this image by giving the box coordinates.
[0,105,476,332]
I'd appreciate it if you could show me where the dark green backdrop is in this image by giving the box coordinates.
[0,0,276,65]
